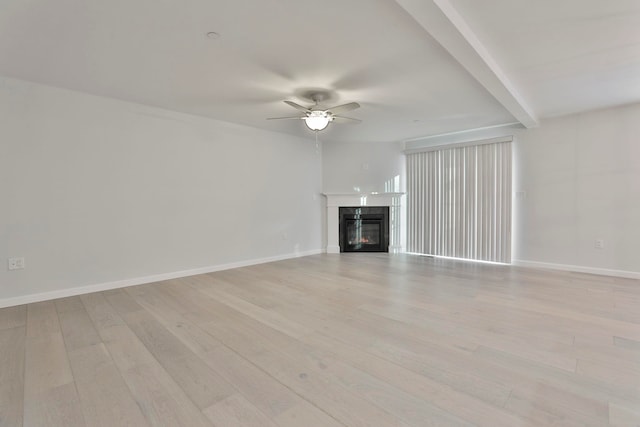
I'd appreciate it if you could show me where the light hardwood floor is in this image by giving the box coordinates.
[1,254,639,426]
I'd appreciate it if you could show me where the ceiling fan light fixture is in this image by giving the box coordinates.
[304,111,332,131]
[268,97,360,131]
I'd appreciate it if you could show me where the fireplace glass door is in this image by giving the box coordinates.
[339,207,389,252]
[346,220,381,250]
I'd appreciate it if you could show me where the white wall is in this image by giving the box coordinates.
[0,77,323,304]
[513,105,640,276]
[322,139,405,193]
[404,103,640,276]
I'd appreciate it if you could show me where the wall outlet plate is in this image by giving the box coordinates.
[8,257,25,270]
[594,239,605,250]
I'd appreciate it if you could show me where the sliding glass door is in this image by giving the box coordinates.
[406,140,512,263]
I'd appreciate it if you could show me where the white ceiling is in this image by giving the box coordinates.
[449,0,640,118]
[0,0,638,143]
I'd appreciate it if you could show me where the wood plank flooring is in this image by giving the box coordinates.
[1,253,639,426]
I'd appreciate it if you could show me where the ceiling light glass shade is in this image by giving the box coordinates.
[304,111,331,131]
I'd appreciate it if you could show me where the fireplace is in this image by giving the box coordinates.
[339,206,389,252]
[323,192,404,254]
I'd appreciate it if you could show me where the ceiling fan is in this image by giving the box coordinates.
[267,92,361,131]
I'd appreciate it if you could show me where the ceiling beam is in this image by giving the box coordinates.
[395,0,539,128]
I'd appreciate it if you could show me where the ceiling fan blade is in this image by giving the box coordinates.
[283,100,311,112]
[333,115,362,123]
[328,102,360,114]
[266,116,304,120]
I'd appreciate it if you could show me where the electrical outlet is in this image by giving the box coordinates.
[594,239,605,250]
[8,257,25,270]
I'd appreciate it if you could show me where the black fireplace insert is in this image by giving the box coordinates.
[339,206,389,252]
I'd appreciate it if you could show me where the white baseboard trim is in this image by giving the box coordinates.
[512,260,640,280]
[0,249,324,309]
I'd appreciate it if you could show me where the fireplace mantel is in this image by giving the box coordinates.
[323,193,405,254]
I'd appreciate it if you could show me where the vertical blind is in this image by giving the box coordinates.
[406,141,512,263]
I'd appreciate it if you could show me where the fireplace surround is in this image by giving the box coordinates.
[323,193,405,254]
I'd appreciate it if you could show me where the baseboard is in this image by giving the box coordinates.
[512,260,640,280]
[0,249,324,309]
